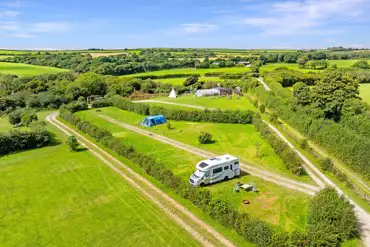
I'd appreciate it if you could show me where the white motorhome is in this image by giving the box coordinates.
[189,154,240,186]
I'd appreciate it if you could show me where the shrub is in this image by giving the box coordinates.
[319,158,333,172]
[8,109,22,125]
[21,110,38,126]
[259,104,265,114]
[67,135,79,151]
[300,139,308,150]
[0,129,52,155]
[198,132,213,144]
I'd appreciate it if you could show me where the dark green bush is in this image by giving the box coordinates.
[198,132,212,144]
[0,129,52,155]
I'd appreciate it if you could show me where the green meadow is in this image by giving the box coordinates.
[0,62,68,76]
[0,112,201,247]
[153,95,256,110]
[360,84,370,104]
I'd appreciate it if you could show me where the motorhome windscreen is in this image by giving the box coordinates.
[199,162,208,168]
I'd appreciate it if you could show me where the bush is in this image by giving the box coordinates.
[198,132,212,144]
[67,135,79,151]
[8,109,22,125]
[21,110,38,126]
[319,158,333,172]
[259,104,265,114]
[63,101,88,113]
[0,129,52,155]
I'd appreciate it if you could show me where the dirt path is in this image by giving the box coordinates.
[46,112,236,247]
[256,78,271,91]
[98,114,319,196]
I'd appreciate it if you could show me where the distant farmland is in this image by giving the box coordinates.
[122,67,251,77]
[0,62,68,76]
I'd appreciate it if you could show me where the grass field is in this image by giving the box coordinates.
[154,77,224,85]
[153,95,256,110]
[260,63,318,73]
[123,67,251,77]
[0,113,203,246]
[79,107,312,183]
[260,60,369,73]
[75,108,311,231]
[0,62,68,76]
[360,84,370,104]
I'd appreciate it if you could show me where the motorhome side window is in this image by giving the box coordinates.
[213,167,222,174]
[224,166,229,170]
[234,161,239,165]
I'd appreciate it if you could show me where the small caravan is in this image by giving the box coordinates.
[189,154,240,186]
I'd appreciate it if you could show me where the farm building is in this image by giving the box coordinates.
[142,115,167,127]
[195,88,220,97]
[87,95,104,104]
[195,87,233,97]
[237,61,251,67]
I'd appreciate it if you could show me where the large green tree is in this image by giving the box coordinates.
[307,187,358,246]
[74,72,107,96]
[292,81,311,106]
[313,70,360,120]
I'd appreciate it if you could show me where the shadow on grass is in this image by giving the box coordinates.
[75,147,88,152]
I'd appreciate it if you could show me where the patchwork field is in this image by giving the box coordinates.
[153,95,256,110]
[0,112,203,247]
[360,84,370,104]
[0,62,68,76]
[75,108,311,231]
[123,67,251,77]
[154,77,224,85]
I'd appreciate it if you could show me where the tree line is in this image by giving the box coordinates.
[253,69,370,181]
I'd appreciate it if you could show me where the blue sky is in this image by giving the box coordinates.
[0,0,369,49]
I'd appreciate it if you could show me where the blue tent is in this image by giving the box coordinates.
[142,115,167,127]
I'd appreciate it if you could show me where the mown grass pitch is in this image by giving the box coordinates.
[0,62,68,76]
[153,95,256,110]
[360,84,370,104]
[0,112,200,247]
[75,108,311,231]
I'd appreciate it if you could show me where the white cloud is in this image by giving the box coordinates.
[7,33,33,38]
[0,10,20,18]
[0,21,20,31]
[30,22,70,33]
[179,23,217,33]
[241,0,368,35]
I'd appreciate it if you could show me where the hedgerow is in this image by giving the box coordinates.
[0,129,52,155]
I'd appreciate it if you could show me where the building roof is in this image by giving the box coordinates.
[196,154,238,171]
